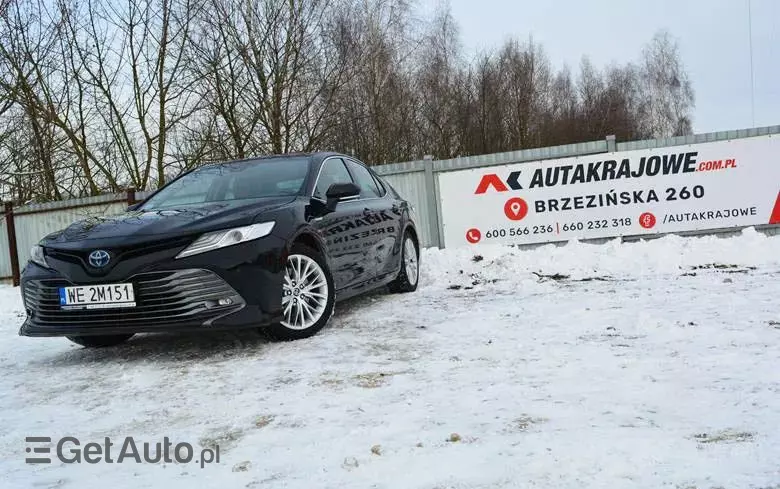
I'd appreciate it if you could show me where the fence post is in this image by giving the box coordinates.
[606,134,616,152]
[4,202,20,287]
[422,156,443,249]
[126,187,137,207]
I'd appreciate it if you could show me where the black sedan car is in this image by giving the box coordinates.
[19,153,420,346]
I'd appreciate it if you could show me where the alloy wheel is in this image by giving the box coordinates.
[404,237,418,286]
[281,254,329,330]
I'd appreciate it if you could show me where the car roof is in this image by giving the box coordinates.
[216,151,351,162]
[196,152,370,171]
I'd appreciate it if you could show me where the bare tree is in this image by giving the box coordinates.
[185,0,263,161]
[60,0,200,189]
[0,0,75,200]
[237,0,351,153]
[497,38,550,150]
[324,0,420,164]
[0,0,696,202]
[641,30,695,137]
[415,2,462,159]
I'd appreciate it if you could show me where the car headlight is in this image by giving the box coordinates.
[30,245,49,268]
[176,221,275,259]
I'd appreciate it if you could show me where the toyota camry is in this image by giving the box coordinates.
[19,153,420,347]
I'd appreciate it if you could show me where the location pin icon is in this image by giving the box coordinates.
[503,197,528,221]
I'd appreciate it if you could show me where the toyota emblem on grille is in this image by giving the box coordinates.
[88,250,111,268]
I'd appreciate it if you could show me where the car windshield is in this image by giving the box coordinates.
[140,157,310,210]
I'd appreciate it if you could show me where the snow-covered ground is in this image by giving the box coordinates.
[1,228,779,489]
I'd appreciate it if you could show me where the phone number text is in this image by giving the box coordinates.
[483,218,633,239]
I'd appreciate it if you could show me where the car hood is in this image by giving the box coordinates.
[41,196,296,249]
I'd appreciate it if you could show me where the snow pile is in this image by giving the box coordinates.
[421,226,779,286]
[0,228,778,489]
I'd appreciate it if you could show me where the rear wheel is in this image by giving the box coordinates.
[264,244,335,341]
[388,231,419,293]
[66,334,134,348]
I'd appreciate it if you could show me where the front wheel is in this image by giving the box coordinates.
[388,232,419,293]
[66,334,134,348]
[264,244,335,341]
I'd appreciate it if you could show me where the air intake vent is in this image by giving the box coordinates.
[23,269,244,330]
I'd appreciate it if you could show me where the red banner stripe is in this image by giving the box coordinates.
[770,191,780,225]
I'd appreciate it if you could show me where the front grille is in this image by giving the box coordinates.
[23,269,244,329]
[46,236,192,270]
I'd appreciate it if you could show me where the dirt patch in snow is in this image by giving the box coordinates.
[691,430,755,444]
[353,370,409,388]
[506,415,549,432]
[199,427,245,452]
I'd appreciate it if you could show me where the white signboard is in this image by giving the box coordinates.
[438,135,780,247]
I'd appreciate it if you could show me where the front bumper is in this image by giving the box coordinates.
[19,236,287,337]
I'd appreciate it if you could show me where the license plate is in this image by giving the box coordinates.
[59,283,136,310]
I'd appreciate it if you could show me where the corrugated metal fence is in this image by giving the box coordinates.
[2,125,779,284]
[0,190,152,282]
[0,214,10,279]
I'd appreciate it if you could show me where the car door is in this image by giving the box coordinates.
[369,168,406,277]
[310,157,371,291]
[343,158,401,283]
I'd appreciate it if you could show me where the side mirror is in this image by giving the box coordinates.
[126,203,142,212]
[325,182,360,210]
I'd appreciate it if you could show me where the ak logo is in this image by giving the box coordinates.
[474,172,523,194]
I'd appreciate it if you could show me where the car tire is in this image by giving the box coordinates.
[66,334,134,348]
[264,243,335,341]
[388,231,419,293]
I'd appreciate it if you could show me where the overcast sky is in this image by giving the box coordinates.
[419,0,778,135]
